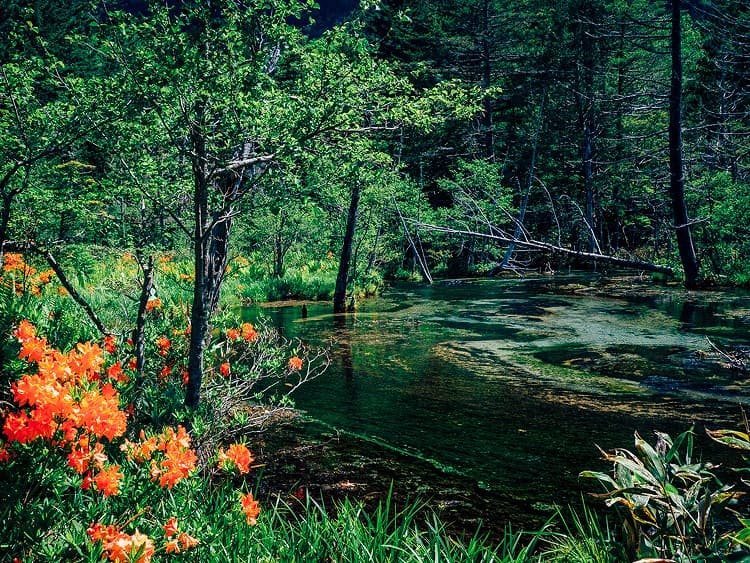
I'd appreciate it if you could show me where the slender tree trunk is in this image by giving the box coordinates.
[500,92,545,269]
[134,255,155,380]
[334,182,360,314]
[669,0,699,288]
[0,192,14,267]
[480,0,494,160]
[583,123,596,253]
[185,103,209,409]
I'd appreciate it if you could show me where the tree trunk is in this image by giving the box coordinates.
[334,182,360,314]
[669,0,700,289]
[134,255,155,380]
[499,92,545,269]
[583,123,596,253]
[185,104,210,409]
[480,0,494,160]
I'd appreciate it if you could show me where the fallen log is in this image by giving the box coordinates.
[414,222,675,277]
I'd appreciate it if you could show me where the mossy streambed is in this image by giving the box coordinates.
[247,275,750,530]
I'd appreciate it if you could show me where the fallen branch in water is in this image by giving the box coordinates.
[706,337,748,372]
[412,221,675,276]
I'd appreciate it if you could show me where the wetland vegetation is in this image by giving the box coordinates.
[2,0,750,561]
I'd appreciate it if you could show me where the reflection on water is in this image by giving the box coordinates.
[247,275,750,513]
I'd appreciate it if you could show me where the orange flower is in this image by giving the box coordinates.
[219,362,230,377]
[155,336,171,356]
[226,328,240,341]
[288,356,303,371]
[81,472,93,490]
[93,464,123,496]
[134,426,197,489]
[159,364,173,380]
[3,252,23,272]
[240,322,257,342]
[104,530,154,563]
[69,342,105,378]
[218,443,254,474]
[163,517,179,538]
[15,320,37,342]
[178,532,199,549]
[87,522,119,542]
[165,539,181,554]
[107,362,129,383]
[102,335,117,354]
[145,298,162,312]
[19,336,49,363]
[240,492,261,526]
[37,269,55,284]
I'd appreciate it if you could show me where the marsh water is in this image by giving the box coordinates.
[250,275,750,525]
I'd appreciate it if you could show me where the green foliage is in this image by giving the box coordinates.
[581,429,736,561]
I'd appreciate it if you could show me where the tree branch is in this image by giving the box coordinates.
[3,240,109,335]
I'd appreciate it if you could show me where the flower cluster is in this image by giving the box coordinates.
[240,322,258,342]
[162,517,199,554]
[120,425,197,489]
[2,253,56,295]
[2,322,127,468]
[240,492,261,526]
[288,356,303,371]
[217,443,254,474]
[87,523,155,563]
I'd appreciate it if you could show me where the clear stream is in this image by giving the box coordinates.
[250,275,750,517]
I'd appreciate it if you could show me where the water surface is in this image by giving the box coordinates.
[249,275,750,517]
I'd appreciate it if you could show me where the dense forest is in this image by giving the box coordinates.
[1,1,749,561]
[2,0,749,291]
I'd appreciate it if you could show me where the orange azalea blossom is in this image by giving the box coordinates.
[218,443,254,474]
[120,431,159,464]
[178,532,199,549]
[106,362,129,383]
[3,252,24,272]
[240,322,257,342]
[219,362,230,377]
[93,464,123,496]
[145,298,162,311]
[87,523,155,563]
[163,517,179,538]
[155,336,171,356]
[240,492,261,526]
[19,336,49,363]
[67,437,108,475]
[288,356,303,371]
[102,335,117,354]
[159,364,173,380]
[123,426,196,489]
[226,327,240,340]
[81,471,93,490]
[3,323,127,452]
[37,269,55,284]
[15,319,37,342]
[165,539,181,554]
[68,342,105,380]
